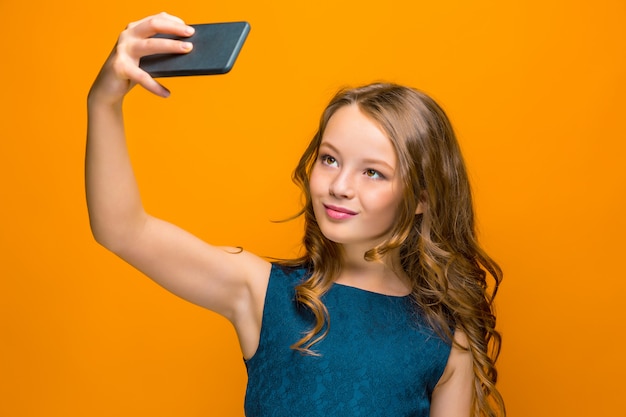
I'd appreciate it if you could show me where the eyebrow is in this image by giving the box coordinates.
[318,141,395,171]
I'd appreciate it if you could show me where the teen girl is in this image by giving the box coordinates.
[86,12,505,417]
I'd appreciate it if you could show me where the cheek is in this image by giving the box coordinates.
[308,167,325,196]
[362,187,403,211]
[361,188,405,230]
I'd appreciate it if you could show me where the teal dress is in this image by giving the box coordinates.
[244,264,451,417]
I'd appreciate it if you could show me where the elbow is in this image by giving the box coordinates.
[88,217,140,256]
[89,222,124,254]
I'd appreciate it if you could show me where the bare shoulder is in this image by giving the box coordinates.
[217,247,272,359]
[436,329,471,382]
[430,329,474,417]
[208,246,272,311]
[217,246,272,296]
[215,246,272,276]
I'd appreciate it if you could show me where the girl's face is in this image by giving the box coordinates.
[309,104,405,251]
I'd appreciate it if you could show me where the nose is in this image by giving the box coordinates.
[329,170,355,199]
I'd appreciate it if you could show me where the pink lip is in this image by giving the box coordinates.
[324,204,357,220]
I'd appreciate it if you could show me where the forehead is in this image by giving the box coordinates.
[320,104,397,163]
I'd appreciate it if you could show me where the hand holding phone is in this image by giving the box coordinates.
[140,22,250,77]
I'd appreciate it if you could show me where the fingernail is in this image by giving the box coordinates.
[182,42,193,51]
[185,26,195,35]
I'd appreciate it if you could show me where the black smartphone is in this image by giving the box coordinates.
[139,22,250,77]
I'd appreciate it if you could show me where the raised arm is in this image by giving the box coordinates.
[85,12,270,358]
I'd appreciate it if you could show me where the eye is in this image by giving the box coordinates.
[320,155,338,167]
[365,169,384,179]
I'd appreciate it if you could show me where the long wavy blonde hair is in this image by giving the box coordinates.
[282,83,505,416]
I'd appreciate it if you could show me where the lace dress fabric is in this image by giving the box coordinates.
[244,264,451,417]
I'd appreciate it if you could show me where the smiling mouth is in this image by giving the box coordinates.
[324,204,357,220]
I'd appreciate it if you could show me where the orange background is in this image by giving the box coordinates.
[1,1,625,416]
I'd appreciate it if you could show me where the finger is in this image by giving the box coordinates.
[130,36,194,60]
[126,64,171,98]
[127,12,186,32]
[128,12,194,40]
[110,53,171,98]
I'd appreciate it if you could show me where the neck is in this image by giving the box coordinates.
[335,245,411,296]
